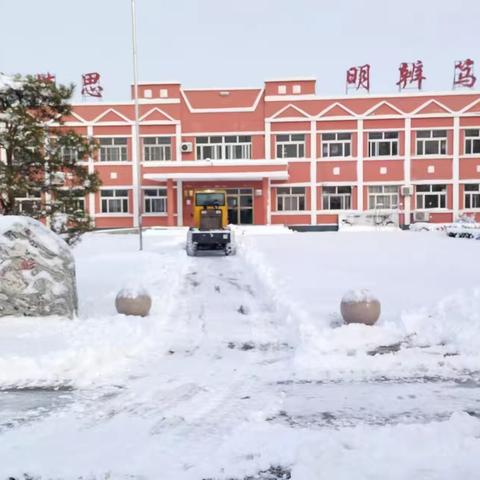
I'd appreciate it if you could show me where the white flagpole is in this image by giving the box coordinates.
[131,0,143,250]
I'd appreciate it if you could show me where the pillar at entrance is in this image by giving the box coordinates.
[262,177,269,225]
[167,178,175,226]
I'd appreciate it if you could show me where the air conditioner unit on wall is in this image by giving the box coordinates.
[400,185,414,196]
[181,142,193,153]
[414,211,430,222]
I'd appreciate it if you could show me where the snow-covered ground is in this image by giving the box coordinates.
[1,227,480,479]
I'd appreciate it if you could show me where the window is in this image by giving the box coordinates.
[160,89,168,98]
[99,138,128,162]
[368,185,399,209]
[416,184,447,209]
[144,137,172,161]
[144,89,152,98]
[60,147,79,163]
[368,132,399,157]
[416,130,447,155]
[278,85,287,94]
[293,85,301,94]
[465,129,480,155]
[276,187,305,211]
[322,132,351,157]
[276,134,305,159]
[101,189,129,214]
[196,192,226,206]
[16,191,41,214]
[144,188,167,213]
[56,190,85,212]
[464,184,480,209]
[322,186,352,210]
[196,136,251,160]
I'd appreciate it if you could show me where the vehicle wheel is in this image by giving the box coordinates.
[186,242,197,256]
[225,243,235,256]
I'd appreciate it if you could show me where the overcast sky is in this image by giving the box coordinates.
[1,0,479,101]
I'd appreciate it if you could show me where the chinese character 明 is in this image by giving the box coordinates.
[397,60,426,90]
[346,64,370,91]
[81,72,103,98]
[36,73,56,83]
[454,59,476,88]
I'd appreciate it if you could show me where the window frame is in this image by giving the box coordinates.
[367,185,399,210]
[367,131,399,157]
[15,191,42,214]
[321,186,352,210]
[196,135,252,161]
[60,146,79,163]
[465,129,480,156]
[321,132,352,158]
[144,188,167,214]
[416,130,448,156]
[99,137,128,162]
[415,184,447,210]
[100,189,129,214]
[276,186,306,211]
[56,190,85,213]
[143,137,172,162]
[276,134,306,159]
[464,183,480,209]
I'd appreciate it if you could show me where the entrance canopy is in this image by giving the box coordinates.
[144,171,288,182]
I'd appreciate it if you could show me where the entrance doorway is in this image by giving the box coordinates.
[226,188,253,225]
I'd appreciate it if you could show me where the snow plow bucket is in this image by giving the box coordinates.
[186,228,235,256]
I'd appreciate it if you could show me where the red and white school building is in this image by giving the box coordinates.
[66,77,480,230]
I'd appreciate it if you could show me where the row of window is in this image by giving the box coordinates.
[67,129,480,163]
[276,184,480,211]
[15,184,480,215]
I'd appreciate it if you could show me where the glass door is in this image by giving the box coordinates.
[226,188,253,224]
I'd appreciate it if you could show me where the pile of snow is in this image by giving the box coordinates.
[445,216,480,239]
[0,230,188,388]
[409,222,448,232]
[231,224,293,236]
[341,288,379,303]
[339,211,399,231]
[240,230,480,380]
[116,284,150,299]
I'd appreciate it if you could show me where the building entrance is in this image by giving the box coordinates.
[226,188,253,225]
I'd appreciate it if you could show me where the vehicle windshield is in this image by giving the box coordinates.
[195,192,225,207]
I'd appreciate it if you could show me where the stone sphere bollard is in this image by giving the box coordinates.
[115,287,152,317]
[340,289,381,326]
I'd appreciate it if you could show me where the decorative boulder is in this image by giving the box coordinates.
[0,216,78,318]
[340,289,381,326]
[115,287,152,317]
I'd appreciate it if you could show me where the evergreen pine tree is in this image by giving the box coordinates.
[0,73,101,245]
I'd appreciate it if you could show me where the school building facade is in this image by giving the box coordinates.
[63,77,480,229]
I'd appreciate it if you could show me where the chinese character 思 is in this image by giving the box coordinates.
[81,72,103,98]
[346,64,370,92]
[453,59,476,88]
[396,61,426,90]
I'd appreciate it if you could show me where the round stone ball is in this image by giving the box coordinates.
[340,289,381,326]
[115,287,152,317]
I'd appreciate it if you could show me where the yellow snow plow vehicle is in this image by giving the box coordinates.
[186,189,235,256]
